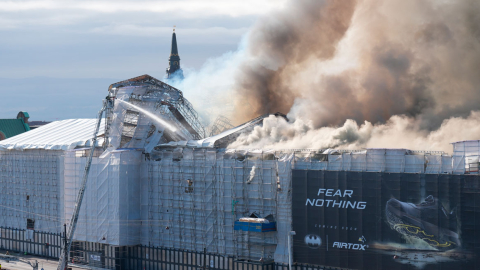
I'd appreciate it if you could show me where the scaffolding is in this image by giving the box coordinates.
[146,149,288,261]
[292,149,455,174]
[0,150,63,234]
[63,148,142,246]
[106,75,206,150]
[452,140,480,173]
[2,109,480,268]
[207,116,234,137]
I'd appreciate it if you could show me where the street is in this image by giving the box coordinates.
[0,255,86,270]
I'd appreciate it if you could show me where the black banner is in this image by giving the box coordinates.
[292,170,480,270]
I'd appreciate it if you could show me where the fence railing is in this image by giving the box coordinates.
[0,227,342,270]
[0,226,62,259]
[125,246,275,270]
[275,262,339,270]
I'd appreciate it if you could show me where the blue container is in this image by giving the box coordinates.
[234,221,276,232]
[234,221,249,231]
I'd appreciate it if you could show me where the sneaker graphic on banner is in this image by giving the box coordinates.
[386,195,460,250]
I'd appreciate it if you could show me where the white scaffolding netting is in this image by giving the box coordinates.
[62,148,295,262]
[2,116,480,266]
[452,140,480,173]
[144,149,291,261]
[0,150,63,233]
[63,149,142,246]
[292,149,453,174]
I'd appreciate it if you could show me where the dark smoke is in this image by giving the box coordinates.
[232,0,480,133]
[233,0,357,124]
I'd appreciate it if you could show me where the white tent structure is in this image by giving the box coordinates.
[0,119,104,235]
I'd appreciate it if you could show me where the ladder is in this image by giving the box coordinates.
[57,97,113,270]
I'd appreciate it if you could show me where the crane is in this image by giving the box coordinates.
[57,96,114,270]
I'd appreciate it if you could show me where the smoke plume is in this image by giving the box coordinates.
[226,0,480,152]
[228,112,480,153]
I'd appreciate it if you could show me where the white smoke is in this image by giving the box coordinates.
[247,166,256,184]
[228,112,480,153]
[168,39,247,126]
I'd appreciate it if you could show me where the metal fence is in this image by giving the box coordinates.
[126,246,275,270]
[0,227,340,270]
[82,245,340,270]
[275,262,340,270]
[0,226,62,258]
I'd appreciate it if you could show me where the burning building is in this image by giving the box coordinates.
[0,75,479,270]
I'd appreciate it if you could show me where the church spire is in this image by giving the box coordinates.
[170,28,179,56]
[166,27,184,80]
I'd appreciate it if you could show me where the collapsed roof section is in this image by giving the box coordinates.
[106,75,206,151]
[207,115,234,137]
[157,112,287,149]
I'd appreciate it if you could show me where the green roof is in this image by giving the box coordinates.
[0,119,30,139]
[18,111,29,118]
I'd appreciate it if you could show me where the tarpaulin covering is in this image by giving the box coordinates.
[0,150,64,233]
[63,149,142,246]
[0,119,105,151]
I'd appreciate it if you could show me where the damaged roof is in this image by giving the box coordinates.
[158,113,287,149]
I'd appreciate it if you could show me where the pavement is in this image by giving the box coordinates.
[0,252,87,270]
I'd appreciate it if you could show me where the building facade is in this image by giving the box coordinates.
[0,77,478,269]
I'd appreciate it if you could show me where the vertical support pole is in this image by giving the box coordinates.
[288,231,295,270]
[203,248,207,270]
[64,223,68,270]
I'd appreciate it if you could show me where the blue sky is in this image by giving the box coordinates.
[0,0,285,121]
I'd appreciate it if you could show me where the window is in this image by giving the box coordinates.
[27,219,35,230]
[26,195,29,201]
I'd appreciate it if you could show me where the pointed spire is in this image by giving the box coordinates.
[170,28,179,56]
[166,27,184,80]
